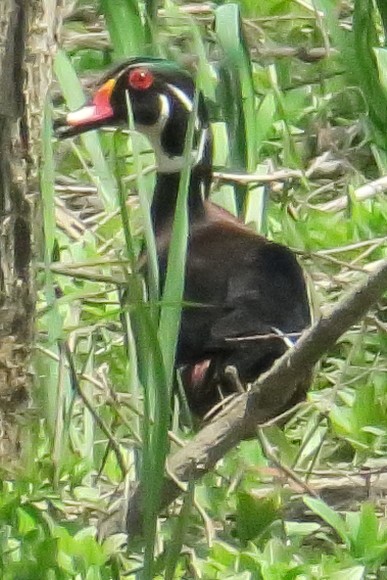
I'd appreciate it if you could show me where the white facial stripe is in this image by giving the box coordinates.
[166,83,193,112]
[133,85,207,174]
[163,87,207,170]
[196,127,208,164]
[165,85,206,166]
[134,93,179,172]
[158,94,170,130]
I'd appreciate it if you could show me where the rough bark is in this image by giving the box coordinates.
[0,0,61,459]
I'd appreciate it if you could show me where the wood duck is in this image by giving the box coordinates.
[55,57,311,418]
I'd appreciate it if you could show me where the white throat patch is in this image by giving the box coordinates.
[135,89,207,174]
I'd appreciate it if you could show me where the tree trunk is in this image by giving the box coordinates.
[0,0,60,458]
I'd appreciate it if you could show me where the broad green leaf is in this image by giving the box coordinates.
[236,492,279,543]
[303,497,349,545]
[330,567,365,580]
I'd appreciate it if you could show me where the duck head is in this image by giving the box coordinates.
[55,57,212,174]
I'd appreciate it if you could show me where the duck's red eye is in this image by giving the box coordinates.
[128,68,154,91]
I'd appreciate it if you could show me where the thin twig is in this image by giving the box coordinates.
[64,343,128,477]
[256,429,319,498]
[213,168,303,185]
[314,175,387,212]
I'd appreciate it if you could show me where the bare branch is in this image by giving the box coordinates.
[100,256,387,541]
[213,168,303,185]
[315,175,387,212]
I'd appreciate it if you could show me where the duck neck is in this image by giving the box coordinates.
[151,164,210,233]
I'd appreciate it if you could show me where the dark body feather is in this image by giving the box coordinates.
[56,57,312,418]
[152,170,311,417]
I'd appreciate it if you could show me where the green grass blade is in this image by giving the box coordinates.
[164,481,194,580]
[215,3,256,212]
[125,93,159,308]
[40,107,72,480]
[41,98,56,261]
[244,165,269,235]
[144,0,158,25]
[39,98,65,434]
[54,50,118,210]
[157,91,199,385]
[303,497,349,547]
[112,135,168,578]
[186,13,217,102]
[113,152,166,580]
[139,91,202,579]
[375,0,387,41]
[316,0,387,159]
[101,0,146,58]
[353,0,387,136]
[119,103,164,562]
[40,98,63,344]
[255,92,276,155]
